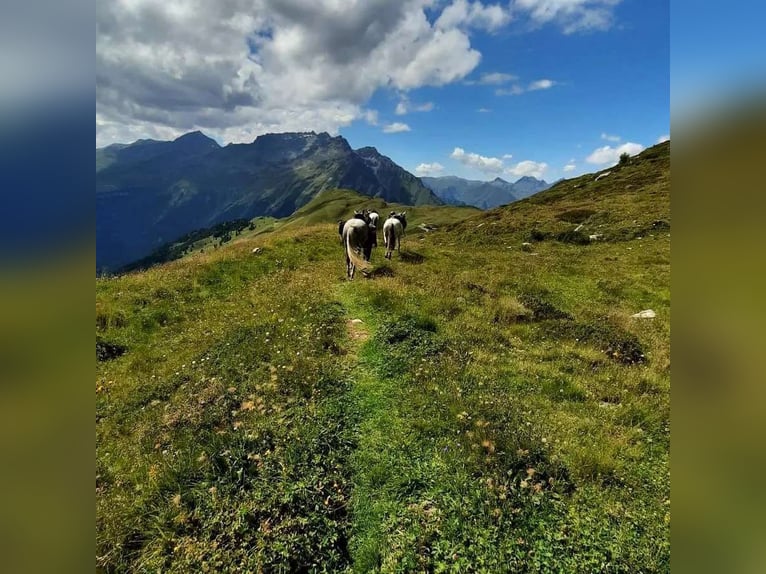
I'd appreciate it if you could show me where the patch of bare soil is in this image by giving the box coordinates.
[346,319,369,343]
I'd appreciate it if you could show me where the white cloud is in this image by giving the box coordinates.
[436,0,511,32]
[364,109,379,126]
[657,134,670,143]
[601,132,621,142]
[505,160,548,178]
[528,79,556,91]
[467,72,517,85]
[586,142,644,164]
[496,78,556,95]
[516,0,623,34]
[477,107,492,112]
[496,85,525,96]
[395,97,434,115]
[414,162,445,176]
[563,162,576,172]
[96,0,509,146]
[451,146,547,178]
[451,146,504,174]
[383,122,411,133]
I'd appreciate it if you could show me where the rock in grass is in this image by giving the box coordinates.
[632,309,656,319]
[521,242,533,252]
[251,247,263,254]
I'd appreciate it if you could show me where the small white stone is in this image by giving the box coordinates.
[632,309,656,319]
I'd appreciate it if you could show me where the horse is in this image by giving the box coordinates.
[367,210,380,248]
[383,211,407,259]
[341,217,372,279]
[340,210,370,243]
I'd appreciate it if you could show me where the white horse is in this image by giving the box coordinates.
[341,217,372,279]
[367,210,380,248]
[383,211,407,259]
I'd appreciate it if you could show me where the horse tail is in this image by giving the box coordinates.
[384,224,395,254]
[346,230,371,273]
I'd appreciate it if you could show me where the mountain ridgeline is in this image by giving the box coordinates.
[422,175,551,209]
[96,131,441,272]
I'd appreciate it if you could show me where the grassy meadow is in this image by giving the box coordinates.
[97,143,670,572]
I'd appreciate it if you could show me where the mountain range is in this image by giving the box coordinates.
[421,175,551,209]
[96,131,440,272]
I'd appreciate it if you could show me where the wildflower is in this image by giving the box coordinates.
[481,440,496,453]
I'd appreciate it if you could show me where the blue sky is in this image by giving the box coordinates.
[97,0,669,183]
[341,0,669,182]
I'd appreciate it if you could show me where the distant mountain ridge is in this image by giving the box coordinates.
[96,131,440,272]
[422,174,551,209]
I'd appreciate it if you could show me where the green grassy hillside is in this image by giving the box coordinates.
[97,143,670,572]
[280,188,479,231]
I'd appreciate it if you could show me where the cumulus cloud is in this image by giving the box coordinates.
[601,132,621,142]
[563,161,576,172]
[505,160,548,178]
[450,146,547,178]
[96,0,509,146]
[657,134,670,143]
[383,122,411,133]
[515,0,623,34]
[414,162,445,176]
[451,147,504,174]
[436,0,511,32]
[586,142,644,164]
